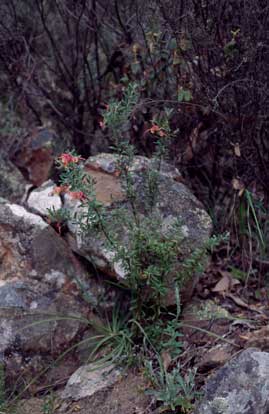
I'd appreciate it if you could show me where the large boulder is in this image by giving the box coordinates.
[64,153,212,304]
[195,348,269,414]
[0,201,102,376]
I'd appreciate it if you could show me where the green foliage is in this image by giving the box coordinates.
[56,154,106,234]
[87,308,134,368]
[244,190,265,250]
[42,393,56,414]
[109,215,183,320]
[145,359,199,413]
[46,207,71,226]
[224,29,240,59]
[2,2,269,410]
[230,266,247,281]
[232,189,269,284]
[54,144,217,410]
[145,317,183,359]
[102,83,140,143]
[178,233,229,286]
[177,87,192,102]
[53,85,221,412]
[236,189,269,282]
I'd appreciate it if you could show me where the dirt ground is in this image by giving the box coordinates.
[17,371,152,414]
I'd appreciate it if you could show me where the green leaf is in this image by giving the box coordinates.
[177,88,192,102]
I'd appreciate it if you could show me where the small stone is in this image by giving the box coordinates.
[61,364,122,401]
[198,347,231,372]
[27,180,62,216]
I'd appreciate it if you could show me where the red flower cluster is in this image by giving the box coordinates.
[99,120,105,130]
[53,153,87,202]
[52,186,86,201]
[147,124,166,137]
[52,185,69,195]
[68,191,87,201]
[58,153,84,167]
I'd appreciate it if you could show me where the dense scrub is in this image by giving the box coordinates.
[1,2,269,412]
[0,0,269,298]
[1,1,269,226]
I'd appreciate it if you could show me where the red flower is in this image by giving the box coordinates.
[51,185,69,195]
[148,124,167,137]
[149,124,160,134]
[99,120,106,130]
[68,191,87,201]
[58,153,84,167]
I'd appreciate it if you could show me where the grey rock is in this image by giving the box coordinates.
[27,180,62,216]
[0,154,28,202]
[84,153,183,181]
[61,363,122,401]
[0,201,102,362]
[65,153,212,304]
[0,282,27,308]
[195,348,269,414]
